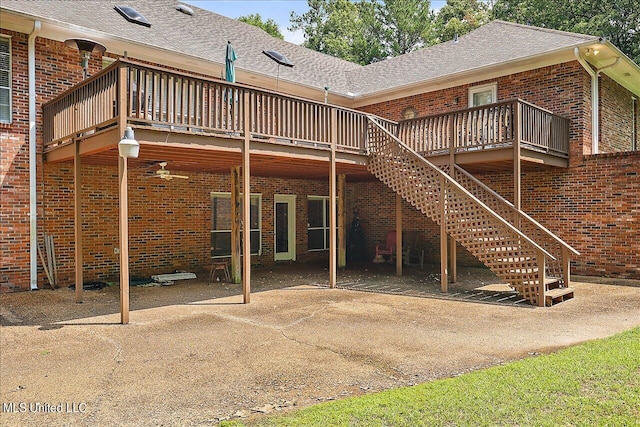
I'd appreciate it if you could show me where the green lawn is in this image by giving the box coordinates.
[223,327,640,426]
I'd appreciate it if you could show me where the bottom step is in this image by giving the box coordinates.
[545,287,574,306]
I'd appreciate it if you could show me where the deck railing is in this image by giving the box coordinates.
[397,100,569,157]
[43,59,383,153]
[43,60,567,158]
[43,62,120,149]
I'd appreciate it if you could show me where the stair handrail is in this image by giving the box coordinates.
[453,165,579,256]
[367,116,556,261]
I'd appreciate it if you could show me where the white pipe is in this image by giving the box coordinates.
[574,47,599,154]
[28,21,41,290]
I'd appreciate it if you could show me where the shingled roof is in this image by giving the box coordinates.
[0,1,611,97]
[0,0,361,93]
[350,20,599,96]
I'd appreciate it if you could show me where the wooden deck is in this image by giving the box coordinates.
[43,59,570,178]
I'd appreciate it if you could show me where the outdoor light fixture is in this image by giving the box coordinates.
[64,38,106,79]
[118,127,139,158]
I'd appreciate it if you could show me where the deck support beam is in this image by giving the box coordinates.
[449,236,457,283]
[514,102,522,210]
[118,154,130,324]
[440,176,448,292]
[562,246,570,286]
[329,110,337,288]
[242,93,251,303]
[231,166,241,283]
[337,174,346,269]
[537,250,546,307]
[74,139,83,303]
[396,193,403,277]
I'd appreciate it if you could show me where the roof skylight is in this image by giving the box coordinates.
[176,4,194,16]
[114,6,151,27]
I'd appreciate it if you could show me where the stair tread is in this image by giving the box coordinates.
[546,287,574,297]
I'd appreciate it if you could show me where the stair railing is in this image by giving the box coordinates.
[450,165,579,286]
[367,116,555,305]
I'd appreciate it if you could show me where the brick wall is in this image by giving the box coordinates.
[0,30,102,291]
[470,152,640,279]
[347,180,483,268]
[360,62,594,165]
[599,74,638,152]
[41,163,333,286]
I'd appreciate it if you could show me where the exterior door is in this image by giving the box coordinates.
[274,195,296,261]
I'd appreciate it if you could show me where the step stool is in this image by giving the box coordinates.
[209,261,230,283]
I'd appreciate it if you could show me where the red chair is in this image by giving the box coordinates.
[373,231,396,263]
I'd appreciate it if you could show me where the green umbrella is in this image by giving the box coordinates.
[225,41,237,83]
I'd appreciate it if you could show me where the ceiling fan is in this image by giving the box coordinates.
[151,162,189,181]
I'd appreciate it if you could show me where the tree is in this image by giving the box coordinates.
[238,13,284,40]
[290,0,434,65]
[369,0,436,57]
[433,0,491,44]
[290,0,376,64]
[493,0,640,64]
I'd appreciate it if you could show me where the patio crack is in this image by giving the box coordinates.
[210,302,409,382]
[80,331,125,424]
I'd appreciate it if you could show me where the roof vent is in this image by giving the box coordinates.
[176,4,194,15]
[115,6,151,27]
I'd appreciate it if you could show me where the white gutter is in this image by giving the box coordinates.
[574,47,599,154]
[28,20,41,290]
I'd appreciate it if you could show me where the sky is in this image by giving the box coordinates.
[184,1,449,45]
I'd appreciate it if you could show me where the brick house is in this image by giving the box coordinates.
[1,1,638,313]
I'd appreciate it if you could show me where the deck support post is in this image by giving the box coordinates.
[449,236,457,283]
[537,250,546,307]
[562,246,570,287]
[447,125,456,284]
[514,102,522,211]
[118,155,130,324]
[440,176,448,292]
[231,166,241,283]
[396,193,402,277]
[242,92,251,303]
[329,110,337,288]
[74,138,83,303]
[337,174,346,269]
[117,64,130,323]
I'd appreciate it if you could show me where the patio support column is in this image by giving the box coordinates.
[514,102,522,211]
[449,236,457,283]
[74,138,83,303]
[337,174,346,269]
[231,166,241,283]
[536,250,546,307]
[440,176,448,292]
[447,124,456,283]
[329,110,337,288]
[118,155,130,324]
[395,193,402,277]
[117,65,130,323]
[242,92,251,303]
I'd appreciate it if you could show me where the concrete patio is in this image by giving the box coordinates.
[1,268,639,426]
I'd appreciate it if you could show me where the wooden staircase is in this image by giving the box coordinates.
[366,117,578,306]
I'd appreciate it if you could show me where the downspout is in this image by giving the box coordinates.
[29,21,41,290]
[574,47,599,154]
[633,97,637,151]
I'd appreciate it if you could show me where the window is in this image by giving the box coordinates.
[0,36,11,124]
[307,196,330,251]
[469,83,497,107]
[211,192,261,257]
